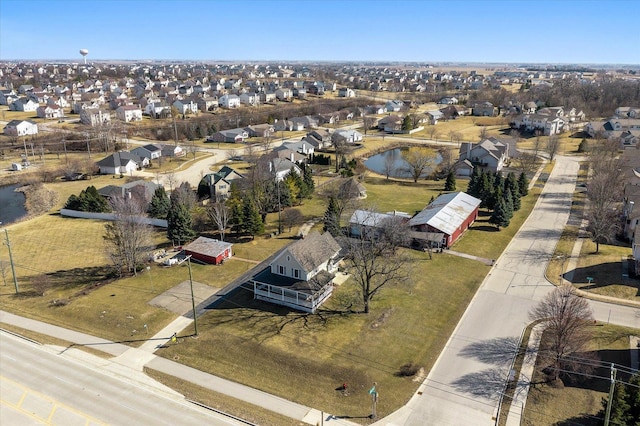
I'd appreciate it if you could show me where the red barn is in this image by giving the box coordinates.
[183,237,233,265]
[408,192,481,247]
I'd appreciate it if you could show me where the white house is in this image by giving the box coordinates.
[10,97,39,112]
[80,108,111,126]
[332,129,363,144]
[251,231,342,313]
[131,144,162,161]
[116,105,143,122]
[36,105,64,119]
[96,151,145,175]
[3,120,38,136]
[239,92,260,106]
[457,137,510,175]
[173,99,198,115]
[219,94,240,109]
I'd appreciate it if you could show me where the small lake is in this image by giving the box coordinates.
[364,148,441,179]
[0,184,27,225]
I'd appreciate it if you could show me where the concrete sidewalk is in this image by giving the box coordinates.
[0,309,359,426]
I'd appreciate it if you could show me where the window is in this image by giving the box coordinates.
[278,265,285,275]
[294,269,299,279]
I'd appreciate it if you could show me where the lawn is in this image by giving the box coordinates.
[523,324,638,426]
[156,250,488,422]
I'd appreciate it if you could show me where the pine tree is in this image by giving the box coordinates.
[504,172,521,211]
[467,167,481,198]
[444,170,456,191]
[489,198,510,230]
[166,199,196,246]
[600,373,640,426]
[302,164,315,197]
[148,187,170,219]
[504,188,514,220]
[323,196,341,236]
[518,172,529,197]
[242,197,264,239]
[229,201,244,235]
[479,172,493,209]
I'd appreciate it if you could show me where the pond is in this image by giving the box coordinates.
[364,148,442,179]
[0,183,27,225]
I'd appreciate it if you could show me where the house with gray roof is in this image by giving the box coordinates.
[96,151,147,175]
[251,231,342,313]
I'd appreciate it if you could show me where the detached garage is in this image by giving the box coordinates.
[183,237,233,265]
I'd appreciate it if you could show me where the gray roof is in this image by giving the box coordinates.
[183,236,233,258]
[409,192,481,236]
[96,151,142,167]
[282,231,341,274]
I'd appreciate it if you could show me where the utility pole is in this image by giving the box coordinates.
[86,134,91,159]
[186,256,198,336]
[604,363,617,426]
[4,228,19,293]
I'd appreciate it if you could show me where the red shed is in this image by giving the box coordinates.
[408,192,481,247]
[183,237,233,265]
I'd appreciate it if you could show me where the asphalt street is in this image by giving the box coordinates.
[0,331,247,426]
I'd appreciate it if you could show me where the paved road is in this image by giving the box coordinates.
[0,331,245,426]
[375,155,640,426]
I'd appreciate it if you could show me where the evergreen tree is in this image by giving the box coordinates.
[518,172,529,197]
[323,196,341,236]
[402,115,413,131]
[229,201,244,235]
[600,373,640,426]
[504,188,514,220]
[242,197,264,239]
[493,171,504,194]
[478,172,493,208]
[467,167,481,198]
[166,199,196,245]
[284,168,302,204]
[444,170,456,191]
[148,187,170,219]
[504,172,521,211]
[302,164,315,198]
[64,186,110,213]
[489,198,510,230]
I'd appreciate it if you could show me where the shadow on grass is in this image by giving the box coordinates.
[202,286,353,343]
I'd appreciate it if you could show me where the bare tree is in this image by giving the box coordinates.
[437,147,456,176]
[281,208,303,232]
[427,126,438,141]
[104,197,155,277]
[362,116,376,135]
[383,151,396,180]
[0,260,9,286]
[164,171,177,192]
[206,200,230,241]
[586,155,624,252]
[479,126,489,141]
[401,147,436,182]
[546,135,561,161]
[528,284,595,383]
[343,209,412,313]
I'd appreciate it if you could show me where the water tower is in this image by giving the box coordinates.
[79,48,89,64]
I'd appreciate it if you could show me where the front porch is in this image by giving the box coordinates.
[250,269,335,313]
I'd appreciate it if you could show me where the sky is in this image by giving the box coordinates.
[1,0,639,65]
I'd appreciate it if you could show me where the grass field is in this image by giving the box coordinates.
[0,145,545,422]
[523,324,638,426]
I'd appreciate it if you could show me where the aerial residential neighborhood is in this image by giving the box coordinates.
[0,1,639,426]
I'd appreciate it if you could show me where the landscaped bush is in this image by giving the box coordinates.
[397,362,420,377]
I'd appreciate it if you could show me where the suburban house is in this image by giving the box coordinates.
[219,94,240,109]
[244,124,274,138]
[408,192,481,247]
[265,157,302,181]
[197,96,219,112]
[512,113,566,135]
[116,105,143,122]
[207,128,248,143]
[250,231,342,313]
[131,144,162,161]
[385,100,404,112]
[456,137,510,176]
[198,166,244,200]
[338,87,355,98]
[183,236,233,265]
[349,209,411,239]
[145,102,170,118]
[274,119,305,132]
[275,88,293,101]
[36,104,64,119]
[378,115,403,133]
[80,108,112,126]
[615,106,640,119]
[9,97,39,112]
[471,101,496,117]
[96,151,146,175]
[332,129,363,144]
[173,99,198,115]
[239,92,260,106]
[3,120,38,136]
[161,144,185,158]
[302,129,333,150]
[97,180,160,205]
[283,139,315,155]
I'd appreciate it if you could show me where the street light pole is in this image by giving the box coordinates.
[186,256,198,336]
